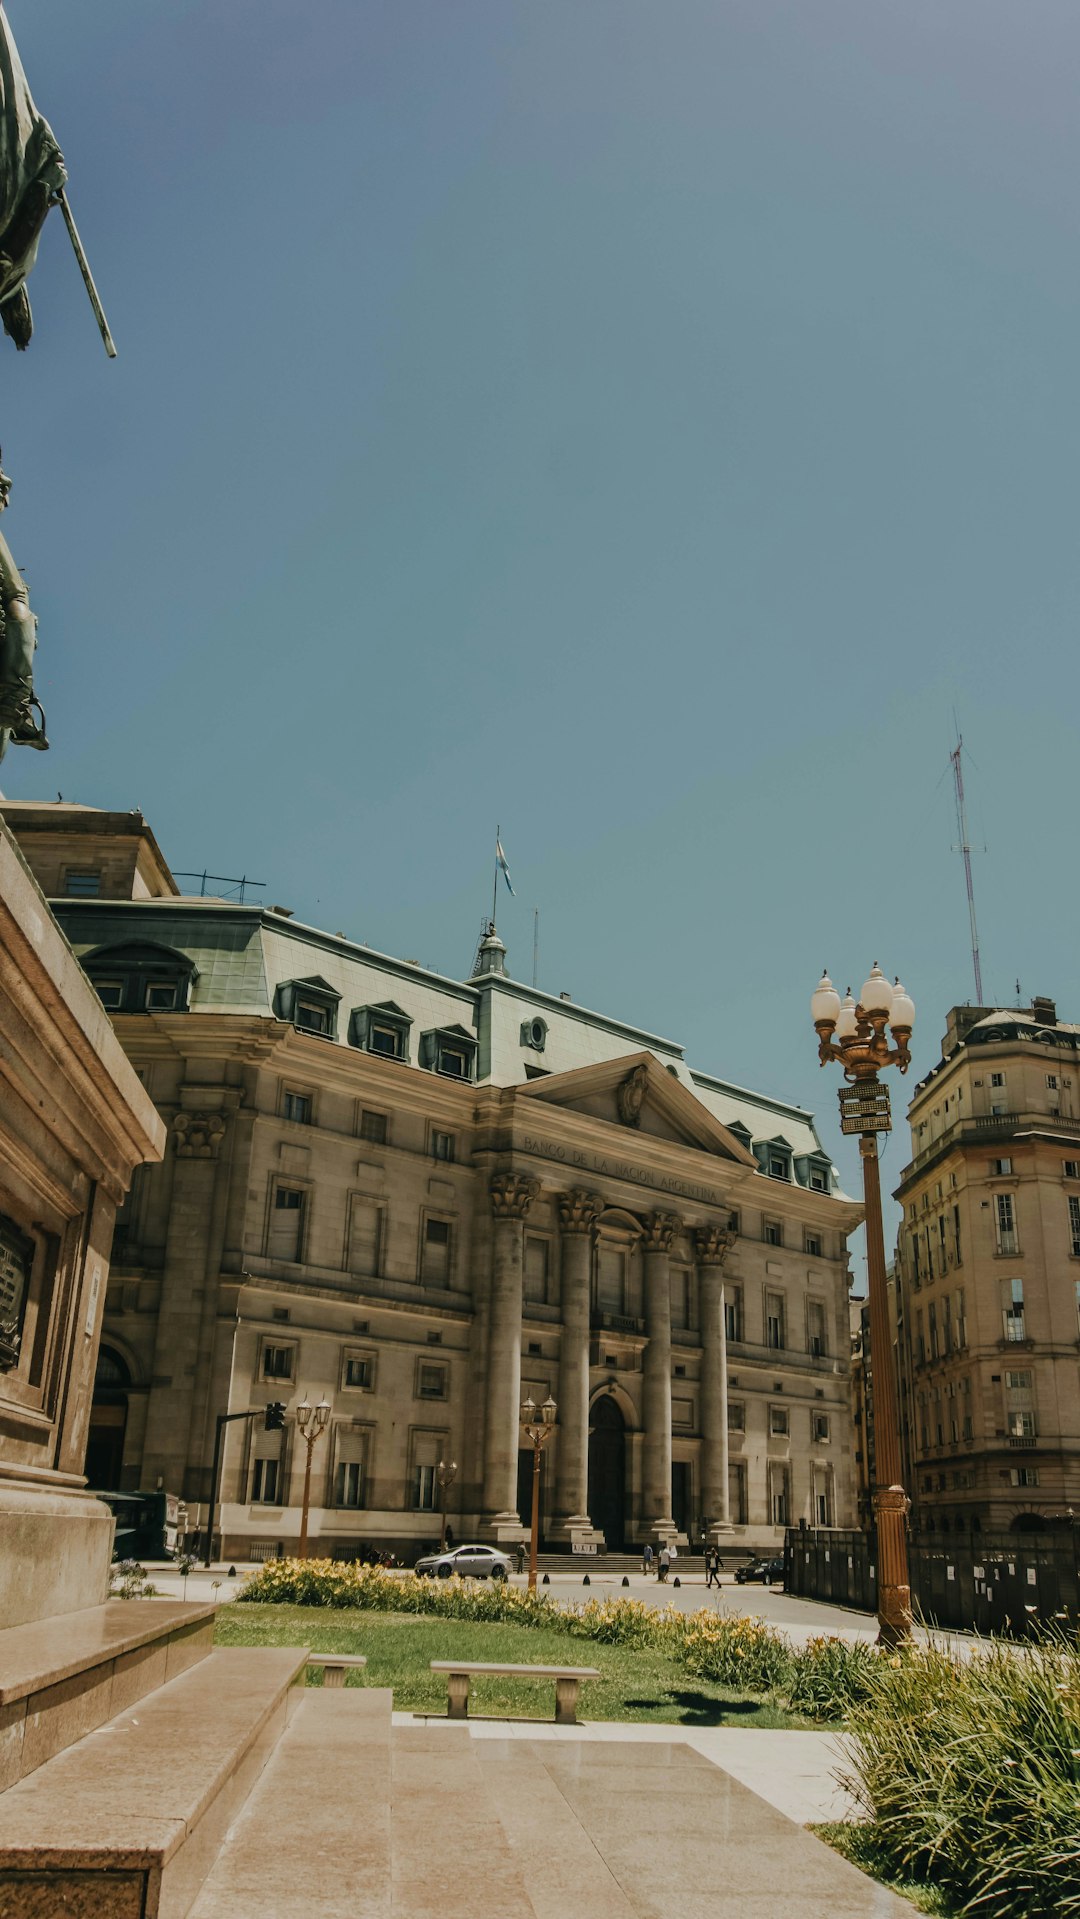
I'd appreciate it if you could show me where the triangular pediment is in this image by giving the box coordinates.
[516,1051,757,1165]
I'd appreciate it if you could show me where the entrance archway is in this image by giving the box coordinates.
[86,1345,130,1490]
[588,1394,626,1549]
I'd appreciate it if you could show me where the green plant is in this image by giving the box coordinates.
[680,1611,794,1693]
[784,1634,879,1722]
[109,1559,158,1599]
[839,1634,1080,1918]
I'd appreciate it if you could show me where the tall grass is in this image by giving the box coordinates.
[839,1636,1080,1918]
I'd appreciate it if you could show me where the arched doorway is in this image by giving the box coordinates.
[86,1346,130,1490]
[588,1395,626,1549]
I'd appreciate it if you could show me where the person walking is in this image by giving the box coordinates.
[642,1541,654,1577]
[658,1544,670,1583]
[705,1546,720,1590]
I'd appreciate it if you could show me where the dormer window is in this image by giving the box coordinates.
[520,1016,548,1053]
[755,1137,793,1182]
[82,942,197,1015]
[274,976,341,1040]
[350,1001,411,1062]
[419,1024,477,1082]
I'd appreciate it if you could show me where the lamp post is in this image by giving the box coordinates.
[295,1395,331,1559]
[436,1457,457,1552]
[812,963,916,1647]
[520,1394,557,1591]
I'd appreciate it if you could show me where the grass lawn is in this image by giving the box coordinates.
[216,1604,802,1727]
[813,1825,958,1917]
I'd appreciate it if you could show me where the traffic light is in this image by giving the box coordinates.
[264,1401,286,1431]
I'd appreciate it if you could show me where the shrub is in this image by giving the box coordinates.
[680,1612,793,1693]
[785,1635,879,1722]
[109,1559,158,1599]
[569,1595,664,1649]
[839,1634,1080,1919]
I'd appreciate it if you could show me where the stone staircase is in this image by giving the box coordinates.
[0,1605,911,1918]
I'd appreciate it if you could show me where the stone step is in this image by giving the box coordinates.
[0,1597,216,1789]
[476,1739,637,1919]
[189,1690,393,1919]
[0,1644,306,1918]
[390,1724,540,1919]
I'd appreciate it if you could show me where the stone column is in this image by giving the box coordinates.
[641,1210,680,1541]
[551,1189,604,1547]
[481,1170,538,1541]
[696,1224,737,1540]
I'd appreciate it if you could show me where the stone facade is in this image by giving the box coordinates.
[895,997,1080,1534]
[3,803,862,1558]
[0,818,164,1623]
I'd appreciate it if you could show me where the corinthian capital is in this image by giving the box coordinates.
[694,1223,736,1267]
[173,1110,227,1160]
[490,1170,540,1220]
[558,1188,604,1236]
[641,1209,681,1254]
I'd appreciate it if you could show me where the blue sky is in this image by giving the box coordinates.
[3,2,1079,1249]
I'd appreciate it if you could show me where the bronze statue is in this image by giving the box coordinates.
[0,459,45,756]
[0,10,67,351]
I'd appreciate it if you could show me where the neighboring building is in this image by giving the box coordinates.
[849,1297,873,1531]
[894,997,1080,1534]
[2,801,862,1559]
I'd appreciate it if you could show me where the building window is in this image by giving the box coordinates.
[524,1235,550,1305]
[417,1361,447,1400]
[813,1413,830,1443]
[765,1292,785,1350]
[275,976,341,1039]
[814,1477,833,1526]
[359,1109,388,1145]
[929,1303,939,1359]
[347,1197,381,1277]
[953,1207,962,1268]
[807,1300,827,1358]
[1069,1197,1080,1258]
[769,1406,789,1437]
[727,1401,744,1433]
[1008,1411,1036,1440]
[1011,1466,1040,1487]
[420,1217,452,1286]
[724,1288,743,1342]
[995,1193,1018,1256]
[1047,1074,1059,1091]
[145,981,178,1011]
[350,1001,412,1061]
[84,941,195,1015]
[520,1016,548,1053]
[432,1130,455,1163]
[283,1090,312,1124]
[412,1464,438,1510]
[262,1343,294,1382]
[268,1187,305,1261]
[94,978,125,1010]
[670,1267,691,1330]
[990,1072,1006,1089]
[342,1352,374,1391]
[251,1457,280,1504]
[419,1026,477,1081]
[809,1168,829,1193]
[1001,1278,1026,1342]
[768,1154,789,1181]
[297,1000,329,1034]
[64,869,101,897]
[805,1233,823,1257]
[769,1465,789,1527]
[763,1220,782,1248]
[335,1459,364,1508]
[990,1158,1012,1176]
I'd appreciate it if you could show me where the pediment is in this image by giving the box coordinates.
[517,1051,757,1165]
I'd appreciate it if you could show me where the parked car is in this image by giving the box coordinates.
[734,1555,785,1586]
[414,1543,515,1581]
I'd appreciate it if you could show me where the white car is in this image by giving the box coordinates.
[414,1542,515,1581]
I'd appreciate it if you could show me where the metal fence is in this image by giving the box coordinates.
[785,1526,1080,1635]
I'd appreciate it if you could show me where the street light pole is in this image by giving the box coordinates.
[812,964,917,1647]
[437,1458,458,1553]
[295,1396,331,1559]
[519,1394,557,1591]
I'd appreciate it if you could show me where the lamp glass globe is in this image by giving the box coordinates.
[811,972,841,1026]
[859,963,894,1015]
[835,993,858,1040]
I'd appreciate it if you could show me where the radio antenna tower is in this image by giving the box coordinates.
[950,727,984,1004]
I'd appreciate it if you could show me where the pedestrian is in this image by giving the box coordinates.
[658,1544,670,1583]
[705,1546,720,1590]
[668,1540,678,1576]
[642,1541,654,1577]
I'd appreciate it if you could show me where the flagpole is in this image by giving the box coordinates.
[492,824,499,929]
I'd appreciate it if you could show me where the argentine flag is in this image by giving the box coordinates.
[496,835,515,897]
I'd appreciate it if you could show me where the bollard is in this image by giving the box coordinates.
[542,1572,550,1585]
[228,1566,237,1578]
[673,1576,681,1588]
[583,1573,591,1586]
[621,1575,630,1587]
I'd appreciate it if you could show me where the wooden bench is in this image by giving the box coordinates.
[306,1653,368,1690]
[429,1660,599,1725]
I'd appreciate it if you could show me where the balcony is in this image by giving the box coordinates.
[590,1311,645,1336]
[900,1109,1080,1185]
[1008,1434,1038,1450]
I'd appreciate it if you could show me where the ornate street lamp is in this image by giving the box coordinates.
[295,1395,331,1560]
[436,1457,458,1553]
[812,965,916,1646]
[520,1394,557,1591]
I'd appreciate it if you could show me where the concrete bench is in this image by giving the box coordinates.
[306,1653,368,1690]
[429,1660,600,1725]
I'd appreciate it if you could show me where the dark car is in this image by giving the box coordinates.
[734,1555,784,1586]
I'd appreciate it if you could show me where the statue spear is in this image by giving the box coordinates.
[54,189,116,358]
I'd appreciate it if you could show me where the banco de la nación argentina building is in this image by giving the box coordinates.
[2,802,861,1560]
